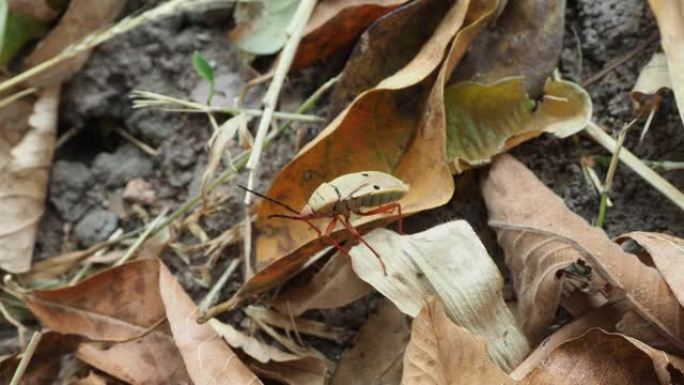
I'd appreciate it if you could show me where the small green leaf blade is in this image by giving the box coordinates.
[192,51,215,104]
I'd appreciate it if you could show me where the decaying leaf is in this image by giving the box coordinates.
[519,329,684,385]
[331,300,409,385]
[646,0,684,125]
[230,0,299,55]
[482,154,684,352]
[632,53,670,101]
[22,259,166,341]
[445,78,591,173]
[0,86,59,273]
[236,0,499,303]
[616,232,684,307]
[76,325,192,385]
[272,250,372,316]
[328,0,452,118]
[159,263,263,385]
[293,0,408,69]
[401,297,514,385]
[450,0,566,97]
[349,220,529,371]
[210,318,328,385]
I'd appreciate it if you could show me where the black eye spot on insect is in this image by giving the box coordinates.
[373,185,380,190]
[362,172,369,177]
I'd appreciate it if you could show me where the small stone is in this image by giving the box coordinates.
[74,209,119,247]
[123,178,156,205]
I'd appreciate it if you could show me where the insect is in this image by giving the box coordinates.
[240,171,409,273]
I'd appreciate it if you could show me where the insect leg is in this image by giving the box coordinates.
[354,202,404,234]
[342,214,388,275]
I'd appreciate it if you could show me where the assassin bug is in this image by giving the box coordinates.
[240,171,409,273]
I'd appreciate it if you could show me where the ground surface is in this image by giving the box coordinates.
[24,0,684,364]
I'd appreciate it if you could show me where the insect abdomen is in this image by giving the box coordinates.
[362,190,404,208]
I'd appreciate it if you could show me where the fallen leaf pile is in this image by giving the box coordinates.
[0,0,682,384]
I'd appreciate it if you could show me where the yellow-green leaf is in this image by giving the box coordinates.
[445,77,591,173]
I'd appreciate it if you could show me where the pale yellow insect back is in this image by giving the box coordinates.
[302,171,409,216]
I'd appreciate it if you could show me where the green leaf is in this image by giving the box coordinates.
[0,0,7,57]
[192,51,215,104]
[0,10,50,66]
[230,0,299,55]
[445,77,592,173]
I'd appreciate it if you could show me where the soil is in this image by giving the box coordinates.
[22,0,684,371]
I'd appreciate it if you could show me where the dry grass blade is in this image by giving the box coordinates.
[401,297,514,385]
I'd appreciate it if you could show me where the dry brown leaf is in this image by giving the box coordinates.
[210,318,328,385]
[402,297,514,385]
[23,0,126,88]
[482,154,684,352]
[272,251,372,316]
[0,86,58,273]
[9,0,59,22]
[519,329,684,385]
[647,0,684,125]
[450,0,566,97]
[235,0,498,304]
[331,299,409,385]
[76,325,191,385]
[293,0,408,69]
[349,220,529,371]
[71,371,110,385]
[23,259,166,341]
[617,232,684,307]
[158,262,262,385]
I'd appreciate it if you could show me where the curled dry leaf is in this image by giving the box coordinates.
[237,0,498,302]
[331,300,409,385]
[158,262,262,385]
[292,0,408,69]
[647,0,684,125]
[482,154,684,352]
[210,319,328,385]
[350,220,529,372]
[450,0,566,97]
[445,78,591,173]
[22,259,166,341]
[0,86,58,273]
[518,329,684,385]
[616,232,684,307]
[272,250,372,316]
[76,325,192,385]
[402,297,514,385]
[327,0,452,118]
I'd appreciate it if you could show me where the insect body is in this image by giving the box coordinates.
[241,171,409,273]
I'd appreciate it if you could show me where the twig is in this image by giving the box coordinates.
[9,331,42,385]
[0,0,228,94]
[643,160,684,171]
[243,0,318,280]
[0,301,27,349]
[584,122,684,212]
[0,87,37,109]
[596,119,637,227]
[114,127,160,156]
[115,208,169,266]
[581,34,659,87]
[199,258,241,311]
[130,90,324,122]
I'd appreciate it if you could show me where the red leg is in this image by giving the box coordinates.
[342,214,387,275]
[323,215,349,257]
[354,202,404,234]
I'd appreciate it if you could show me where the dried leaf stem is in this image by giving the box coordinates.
[9,331,42,385]
[584,121,684,211]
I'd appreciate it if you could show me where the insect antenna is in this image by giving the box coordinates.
[237,184,300,215]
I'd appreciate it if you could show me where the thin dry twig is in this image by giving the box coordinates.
[9,331,42,385]
[581,33,659,87]
[584,122,684,211]
[243,0,318,280]
[199,257,241,311]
